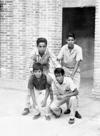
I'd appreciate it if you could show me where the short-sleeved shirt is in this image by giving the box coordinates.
[57,44,83,69]
[28,74,50,90]
[30,47,60,72]
[52,76,76,96]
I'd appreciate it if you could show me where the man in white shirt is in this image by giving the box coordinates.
[50,68,79,124]
[57,33,82,118]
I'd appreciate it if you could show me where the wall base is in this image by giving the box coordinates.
[92,88,100,99]
[0,78,27,91]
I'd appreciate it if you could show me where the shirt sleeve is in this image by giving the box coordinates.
[28,75,35,90]
[57,46,65,60]
[46,74,52,88]
[68,77,77,92]
[76,47,83,62]
[49,49,61,68]
[29,49,37,69]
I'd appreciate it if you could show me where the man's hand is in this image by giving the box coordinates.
[70,73,74,80]
[57,93,70,100]
[33,102,38,109]
[41,100,46,107]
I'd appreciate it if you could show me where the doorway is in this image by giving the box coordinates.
[62,7,95,92]
[62,7,95,79]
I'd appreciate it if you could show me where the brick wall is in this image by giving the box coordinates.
[37,0,62,55]
[25,0,62,78]
[92,0,100,98]
[63,0,95,7]
[0,0,98,93]
[0,0,13,79]
[0,0,62,84]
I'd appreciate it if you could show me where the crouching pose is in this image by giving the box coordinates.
[50,68,79,124]
[22,37,59,116]
[23,63,52,120]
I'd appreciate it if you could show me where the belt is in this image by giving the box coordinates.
[62,62,74,69]
[65,66,74,69]
[63,66,80,73]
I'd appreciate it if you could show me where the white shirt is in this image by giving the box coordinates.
[57,44,83,68]
[52,76,76,96]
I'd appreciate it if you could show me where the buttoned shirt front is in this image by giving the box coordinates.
[57,44,83,69]
[28,74,50,90]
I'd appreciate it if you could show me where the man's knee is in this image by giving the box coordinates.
[70,96,77,103]
[50,102,58,111]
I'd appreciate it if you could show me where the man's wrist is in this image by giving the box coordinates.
[71,72,75,77]
[43,99,47,103]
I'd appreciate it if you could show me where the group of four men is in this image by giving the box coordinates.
[22,33,83,124]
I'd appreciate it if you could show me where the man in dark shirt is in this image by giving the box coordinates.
[23,63,51,120]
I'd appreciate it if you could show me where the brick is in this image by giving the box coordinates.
[0,0,97,95]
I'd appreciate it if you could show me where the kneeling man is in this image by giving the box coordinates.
[50,68,79,124]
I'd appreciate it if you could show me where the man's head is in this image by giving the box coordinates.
[66,33,75,50]
[54,68,65,84]
[33,62,43,78]
[36,38,47,55]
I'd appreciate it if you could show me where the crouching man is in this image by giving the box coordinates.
[23,63,52,120]
[50,68,79,124]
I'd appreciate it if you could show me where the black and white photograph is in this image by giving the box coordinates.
[0,0,100,136]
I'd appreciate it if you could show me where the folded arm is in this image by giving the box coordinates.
[57,88,78,100]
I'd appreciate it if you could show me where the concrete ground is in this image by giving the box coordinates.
[0,77,100,136]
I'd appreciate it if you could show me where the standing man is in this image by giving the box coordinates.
[22,37,60,115]
[57,33,83,118]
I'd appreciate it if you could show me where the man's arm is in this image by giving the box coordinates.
[29,49,37,73]
[64,88,78,98]
[49,50,61,68]
[57,88,78,100]
[71,60,81,79]
[30,88,37,108]
[57,46,65,65]
[41,88,50,107]
[71,47,83,78]
[41,75,53,107]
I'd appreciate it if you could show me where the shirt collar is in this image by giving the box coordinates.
[35,48,48,56]
[66,44,75,54]
[33,73,45,80]
[55,77,66,85]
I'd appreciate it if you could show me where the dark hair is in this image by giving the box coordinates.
[36,38,47,46]
[54,68,65,76]
[67,33,75,39]
[33,63,43,72]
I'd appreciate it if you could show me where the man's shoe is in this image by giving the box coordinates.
[33,113,41,120]
[75,111,82,119]
[68,118,75,124]
[22,108,30,115]
[50,108,62,118]
[64,109,71,114]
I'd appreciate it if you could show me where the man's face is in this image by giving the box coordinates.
[37,42,47,55]
[55,74,64,84]
[66,37,75,50]
[33,69,42,79]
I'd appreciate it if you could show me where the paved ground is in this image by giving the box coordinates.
[0,78,100,136]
